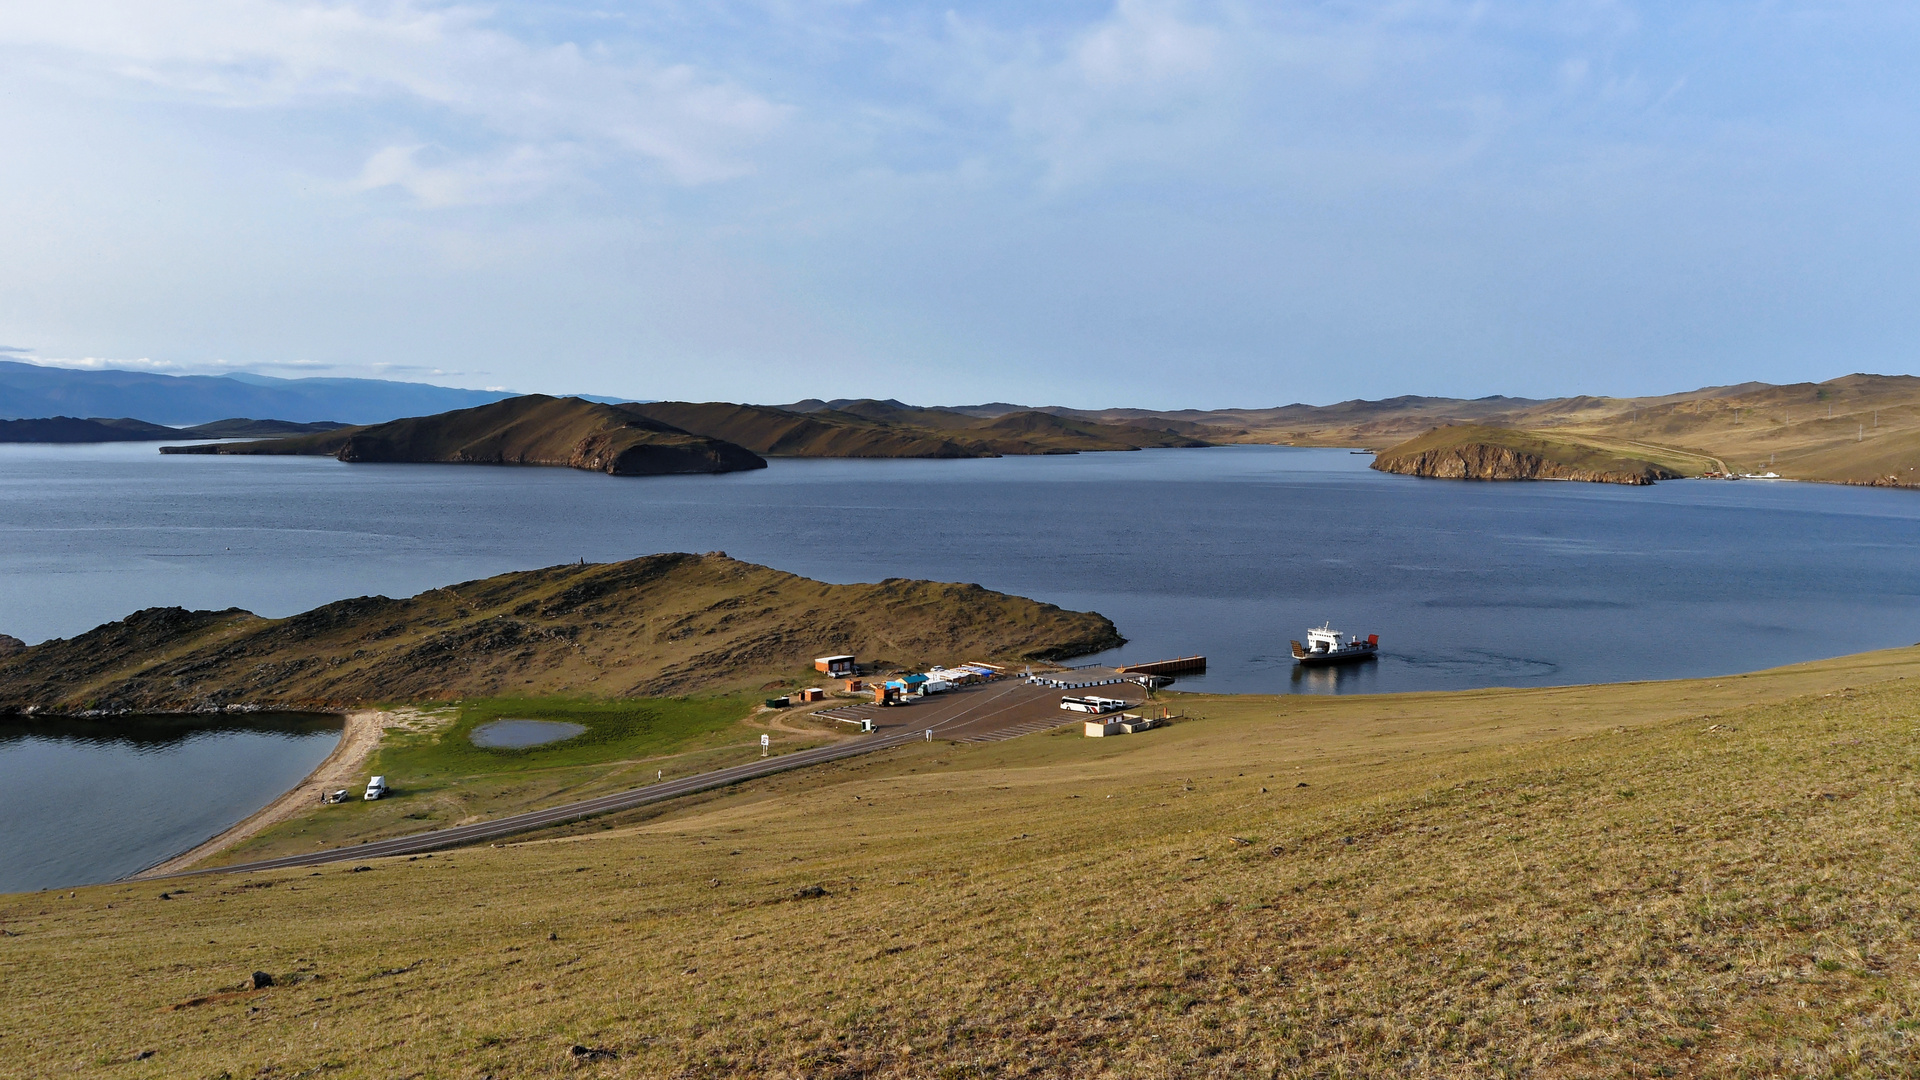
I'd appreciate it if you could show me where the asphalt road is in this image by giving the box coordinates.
[166,679,1135,880]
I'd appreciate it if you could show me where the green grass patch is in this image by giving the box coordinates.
[205,694,765,864]
[398,695,753,776]
[375,695,754,782]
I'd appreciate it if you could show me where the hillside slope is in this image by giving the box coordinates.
[632,399,1210,456]
[160,396,767,477]
[7,647,1918,1076]
[619,401,984,457]
[0,553,1122,712]
[1549,373,1920,486]
[1371,424,1689,484]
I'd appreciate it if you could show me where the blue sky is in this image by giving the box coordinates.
[0,1,1915,408]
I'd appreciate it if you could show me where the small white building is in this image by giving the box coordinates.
[814,654,857,677]
[1084,718,1123,737]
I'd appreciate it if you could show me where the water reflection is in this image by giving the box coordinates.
[1288,658,1382,693]
[0,712,343,750]
[0,713,341,892]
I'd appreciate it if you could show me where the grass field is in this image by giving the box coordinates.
[5,649,1920,1077]
[204,694,813,867]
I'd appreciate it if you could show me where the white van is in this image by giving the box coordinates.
[364,775,388,800]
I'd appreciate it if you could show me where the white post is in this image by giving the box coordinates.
[761,733,770,758]
[925,728,933,742]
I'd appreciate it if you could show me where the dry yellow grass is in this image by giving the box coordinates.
[5,648,1920,1078]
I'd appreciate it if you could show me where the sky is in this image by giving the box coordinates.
[0,1,1916,409]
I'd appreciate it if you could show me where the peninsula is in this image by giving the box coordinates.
[0,553,1122,712]
[161,394,1214,467]
[1369,424,1687,485]
[162,395,767,477]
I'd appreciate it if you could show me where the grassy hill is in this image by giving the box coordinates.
[0,554,1122,713]
[1013,374,1919,487]
[619,401,986,458]
[630,399,1212,457]
[1370,424,1690,484]
[160,396,767,477]
[6,646,1918,1075]
[1547,374,1920,487]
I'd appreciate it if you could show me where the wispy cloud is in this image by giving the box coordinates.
[17,355,482,380]
[0,0,791,198]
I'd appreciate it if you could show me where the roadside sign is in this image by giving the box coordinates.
[761,733,770,757]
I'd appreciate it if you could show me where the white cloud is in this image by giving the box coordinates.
[353,143,575,207]
[16,355,477,379]
[0,0,790,195]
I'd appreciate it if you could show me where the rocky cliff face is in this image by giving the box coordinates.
[1371,442,1681,485]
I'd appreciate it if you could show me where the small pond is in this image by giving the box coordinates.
[469,719,588,749]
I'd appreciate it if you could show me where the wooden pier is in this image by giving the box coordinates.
[1115,655,1207,677]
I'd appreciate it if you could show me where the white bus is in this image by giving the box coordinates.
[1059,696,1129,714]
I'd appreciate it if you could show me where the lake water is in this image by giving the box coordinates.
[5,442,1920,888]
[0,713,341,893]
[4,442,1919,695]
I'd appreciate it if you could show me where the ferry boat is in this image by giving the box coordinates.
[1291,624,1379,666]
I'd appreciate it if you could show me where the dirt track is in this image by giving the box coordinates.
[134,709,397,877]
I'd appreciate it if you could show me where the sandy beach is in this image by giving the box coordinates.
[134,709,396,878]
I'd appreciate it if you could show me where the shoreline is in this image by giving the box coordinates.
[132,709,396,879]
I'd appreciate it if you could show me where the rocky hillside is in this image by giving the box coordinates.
[1371,425,1686,485]
[162,396,766,477]
[0,554,1123,713]
[619,401,985,458]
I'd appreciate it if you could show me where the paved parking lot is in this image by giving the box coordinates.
[814,678,1148,743]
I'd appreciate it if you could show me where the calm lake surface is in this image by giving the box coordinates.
[0,713,340,893]
[5,442,1920,695]
[4,442,1920,889]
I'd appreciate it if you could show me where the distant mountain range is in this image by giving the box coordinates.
[5,360,1913,488]
[0,416,348,443]
[0,361,528,426]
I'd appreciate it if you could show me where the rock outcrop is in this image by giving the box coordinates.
[1370,425,1684,486]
